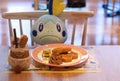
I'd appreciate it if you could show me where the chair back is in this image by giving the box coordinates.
[2,10,94,47]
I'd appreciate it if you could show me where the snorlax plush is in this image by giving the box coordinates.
[31,0,67,45]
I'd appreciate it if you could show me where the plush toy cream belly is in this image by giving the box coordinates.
[31,15,67,45]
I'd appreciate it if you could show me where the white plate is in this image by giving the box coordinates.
[31,44,89,67]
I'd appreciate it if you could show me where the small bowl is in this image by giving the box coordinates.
[8,55,31,70]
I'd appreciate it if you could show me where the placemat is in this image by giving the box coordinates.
[6,47,101,73]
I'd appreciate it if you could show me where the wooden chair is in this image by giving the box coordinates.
[2,10,94,47]
[103,0,120,17]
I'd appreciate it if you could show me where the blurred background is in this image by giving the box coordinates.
[0,0,120,46]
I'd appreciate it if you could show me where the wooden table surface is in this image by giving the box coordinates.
[0,46,120,81]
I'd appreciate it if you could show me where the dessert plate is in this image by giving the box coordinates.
[31,44,89,67]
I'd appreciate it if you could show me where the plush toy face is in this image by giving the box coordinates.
[31,15,67,45]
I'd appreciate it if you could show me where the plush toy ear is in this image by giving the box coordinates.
[48,0,66,16]
[48,0,53,15]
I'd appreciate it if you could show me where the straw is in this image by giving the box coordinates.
[13,28,18,48]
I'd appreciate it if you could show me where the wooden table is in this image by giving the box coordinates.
[0,46,120,81]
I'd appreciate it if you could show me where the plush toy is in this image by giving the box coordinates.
[31,0,67,45]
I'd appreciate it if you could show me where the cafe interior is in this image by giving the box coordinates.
[0,0,120,46]
[0,0,120,81]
